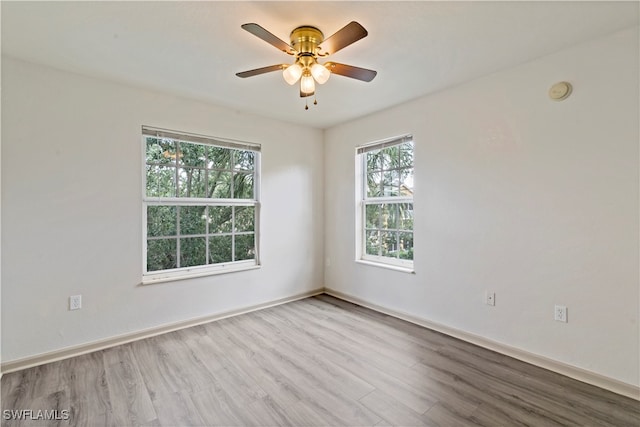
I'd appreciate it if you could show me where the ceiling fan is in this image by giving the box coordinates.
[236,21,377,108]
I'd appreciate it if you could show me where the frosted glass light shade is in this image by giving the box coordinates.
[300,74,315,94]
[283,64,303,85]
[311,63,331,84]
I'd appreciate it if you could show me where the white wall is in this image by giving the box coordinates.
[2,25,638,393]
[324,27,639,387]
[1,57,324,362]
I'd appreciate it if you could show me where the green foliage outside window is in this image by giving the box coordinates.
[363,140,414,261]
[145,136,258,273]
[364,203,414,260]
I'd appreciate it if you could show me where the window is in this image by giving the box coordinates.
[142,126,260,283]
[357,135,414,270]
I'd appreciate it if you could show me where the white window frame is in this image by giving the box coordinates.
[141,126,261,284]
[355,134,414,272]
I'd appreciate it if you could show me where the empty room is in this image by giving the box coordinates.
[1,1,639,426]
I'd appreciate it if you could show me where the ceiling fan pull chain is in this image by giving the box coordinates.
[305,98,309,110]
[314,96,318,106]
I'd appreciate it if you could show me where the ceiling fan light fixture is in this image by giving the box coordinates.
[282,63,303,85]
[311,63,331,84]
[237,21,376,106]
[300,73,316,95]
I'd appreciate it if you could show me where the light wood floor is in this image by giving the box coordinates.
[2,295,639,426]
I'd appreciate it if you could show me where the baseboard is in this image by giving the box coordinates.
[324,287,640,401]
[1,288,323,375]
[4,286,638,401]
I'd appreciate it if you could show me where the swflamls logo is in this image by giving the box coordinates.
[3,409,70,421]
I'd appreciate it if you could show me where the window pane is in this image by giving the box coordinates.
[179,142,206,167]
[366,172,382,197]
[147,239,177,271]
[147,206,176,237]
[399,232,414,260]
[207,146,232,170]
[146,138,176,165]
[365,204,380,229]
[235,206,255,232]
[180,237,206,267]
[146,165,176,197]
[382,146,399,170]
[234,150,255,171]
[365,230,380,256]
[232,172,254,199]
[399,203,414,230]
[400,168,414,195]
[178,167,207,198]
[366,151,383,171]
[381,231,399,257]
[208,170,232,198]
[400,141,414,168]
[235,234,255,261]
[179,206,206,235]
[209,206,232,233]
[382,170,399,197]
[381,204,398,230]
[209,235,232,264]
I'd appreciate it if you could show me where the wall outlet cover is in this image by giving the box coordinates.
[554,305,567,322]
[70,295,82,311]
[485,291,496,306]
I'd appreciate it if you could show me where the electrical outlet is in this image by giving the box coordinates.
[69,295,82,311]
[554,305,567,322]
[485,291,496,306]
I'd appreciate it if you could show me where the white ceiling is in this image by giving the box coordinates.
[2,1,638,129]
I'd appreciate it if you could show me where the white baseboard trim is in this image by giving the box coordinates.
[324,287,640,401]
[1,288,323,375]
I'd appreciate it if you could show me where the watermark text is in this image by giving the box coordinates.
[3,409,70,421]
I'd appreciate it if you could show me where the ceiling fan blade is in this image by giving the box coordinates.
[318,21,368,55]
[241,23,294,54]
[236,64,287,78]
[325,62,377,82]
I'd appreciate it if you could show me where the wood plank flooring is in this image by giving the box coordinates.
[2,295,639,426]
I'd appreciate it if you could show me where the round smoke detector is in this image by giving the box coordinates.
[549,81,572,101]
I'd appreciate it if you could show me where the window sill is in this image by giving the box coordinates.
[355,259,415,274]
[141,263,260,285]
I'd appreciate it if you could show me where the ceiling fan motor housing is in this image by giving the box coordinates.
[290,26,324,56]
